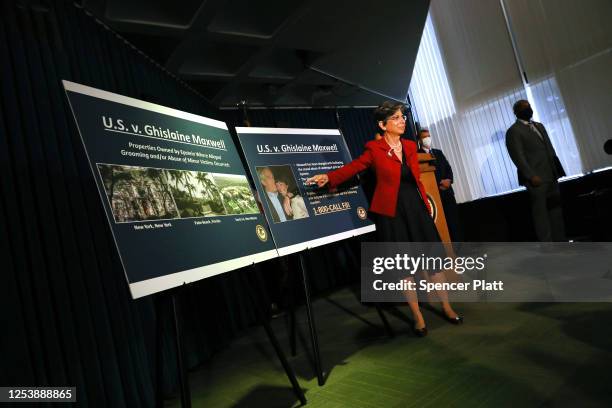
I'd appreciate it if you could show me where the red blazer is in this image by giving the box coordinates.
[327,138,430,217]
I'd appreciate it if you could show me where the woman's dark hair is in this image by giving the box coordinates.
[275,175,290,185]
[373,101,406,125]
[275,175,299,196]
[374,101,406,132]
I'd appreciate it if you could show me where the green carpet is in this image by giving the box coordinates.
[166,288,612,407]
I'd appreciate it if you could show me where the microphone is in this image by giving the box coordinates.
[604,139,612,155]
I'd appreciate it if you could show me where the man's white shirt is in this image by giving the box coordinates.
[267,190,287,222]
[518,119,544,141]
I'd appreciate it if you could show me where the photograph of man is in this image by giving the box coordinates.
[275,176,309,220]
[257,166,293,223]
[417,128,463,242]
[505,99,567,242]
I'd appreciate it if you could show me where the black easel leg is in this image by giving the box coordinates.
[374,303,394,337]
[299,253,325,386]
[172,291,191,408]
[155,295,165,408]
[245,270,306,405]
[348,241,393,338]
[289,303,297,357]
[288,266,297,357]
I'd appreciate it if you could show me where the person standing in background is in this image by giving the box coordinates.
[417,129,463,242]
[505,100,566,242]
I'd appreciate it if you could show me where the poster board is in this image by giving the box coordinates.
[63,81,277,298]
[236,127,375,256]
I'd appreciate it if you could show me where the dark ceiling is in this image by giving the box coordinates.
[83,0,430,107]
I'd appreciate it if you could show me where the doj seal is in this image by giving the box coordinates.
[255,224,268,242]
[426,193,437,221]
[357,206,367,220]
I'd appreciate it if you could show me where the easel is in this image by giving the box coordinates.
[234,122,394,388]
[155,272,306,408]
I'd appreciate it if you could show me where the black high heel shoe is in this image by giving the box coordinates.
[413,325,428,337]
[444,314,464,325]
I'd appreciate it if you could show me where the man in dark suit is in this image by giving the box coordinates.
[505,100,566,241]
[417,129,463,241]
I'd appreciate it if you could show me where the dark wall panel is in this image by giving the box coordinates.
[0,2,238,406]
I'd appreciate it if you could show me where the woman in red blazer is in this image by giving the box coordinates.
[308,101,462,336]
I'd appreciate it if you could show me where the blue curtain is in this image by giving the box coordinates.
[0,1,251,406]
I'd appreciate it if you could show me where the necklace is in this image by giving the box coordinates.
[385,138,402,156]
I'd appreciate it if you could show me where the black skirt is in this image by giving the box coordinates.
[369,152,443,274]
[371,152,441,243]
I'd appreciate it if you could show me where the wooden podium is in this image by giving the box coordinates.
[418,153,451,243]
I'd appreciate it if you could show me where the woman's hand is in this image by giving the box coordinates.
[529,175,543,187]
[439,179,452,190]
[306,174,329,187]
[282,196,293,216]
